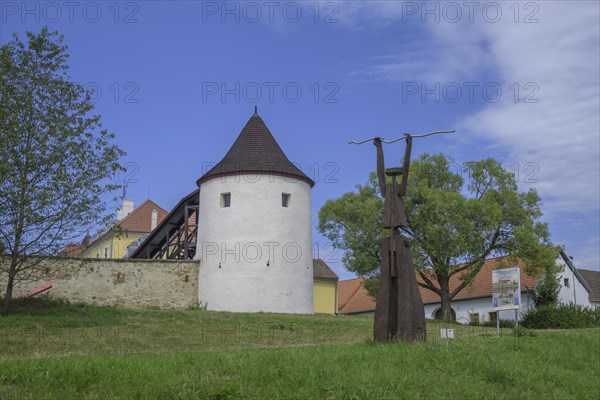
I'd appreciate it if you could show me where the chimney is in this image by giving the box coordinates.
[151,209,158,231]
[117,199,135,221]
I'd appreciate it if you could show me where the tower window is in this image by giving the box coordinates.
[282,193,291,207]
[564,278,570,287]
[221,193,231,208]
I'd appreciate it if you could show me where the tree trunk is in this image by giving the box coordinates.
[1,281,14,316]
[1,258,18,316]
[438,275,454,322]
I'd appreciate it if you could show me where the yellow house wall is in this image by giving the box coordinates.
[81,232,144,259]
[313,279,338,314]
[81,235,113,259]
[112,233,142,258]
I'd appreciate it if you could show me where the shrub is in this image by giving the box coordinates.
[468,319,515,328]
[513,325,535,337]
[483,319,515,328]
[521,304,600,329]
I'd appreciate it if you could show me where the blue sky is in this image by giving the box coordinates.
[2,1,599,278]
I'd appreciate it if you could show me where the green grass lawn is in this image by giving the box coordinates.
[1,298,599,399]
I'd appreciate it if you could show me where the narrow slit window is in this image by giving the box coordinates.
[221,193,231,208]
[282,193,290,207]
[564,278,570,287]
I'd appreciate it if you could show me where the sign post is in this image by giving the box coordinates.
[492,267,521,336]
[496,312,500,337]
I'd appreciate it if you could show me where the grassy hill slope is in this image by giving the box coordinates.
[1,299,598,399]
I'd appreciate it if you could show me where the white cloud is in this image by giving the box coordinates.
[351,28,494,83]
[461,3,600,215]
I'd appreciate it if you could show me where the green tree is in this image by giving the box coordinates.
[530,264,562,308]
[318,153,555,322]
[0,28,125,315]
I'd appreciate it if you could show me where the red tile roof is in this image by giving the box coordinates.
[579,269,600,303]
[337,257,541,314]
[118,199,168,233]
[338,278,376,314]
[58,243,86,257]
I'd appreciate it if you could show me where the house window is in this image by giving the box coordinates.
[469,312,480,325]
[221,193,231,208]
[488,311,498,322]
[564,278,570,287]
[96,252,100,258]
[282,193,290,207]
[104,247,108,258]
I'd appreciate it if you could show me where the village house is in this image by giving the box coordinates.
[338,250,595,323]
[313,259,339,314]
[60,198,168,259]
[78,199,169,259]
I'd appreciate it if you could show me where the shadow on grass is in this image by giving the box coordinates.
[0,295,127,325]
[4,296,81,314]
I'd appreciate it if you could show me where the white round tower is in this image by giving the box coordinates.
[195,110,314,313]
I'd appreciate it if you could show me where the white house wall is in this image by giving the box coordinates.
[196,174,313,314]
[556,257,591,308]
[423,293,536,324]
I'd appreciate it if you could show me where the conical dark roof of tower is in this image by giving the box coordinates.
[197,111,314,187]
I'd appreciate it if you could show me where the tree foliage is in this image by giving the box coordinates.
[317,179,385,280]
[318,153,556,321]
[530,266,562,308]
[0,28,125,315]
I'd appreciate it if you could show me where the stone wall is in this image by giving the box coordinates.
[0,257,199,309]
